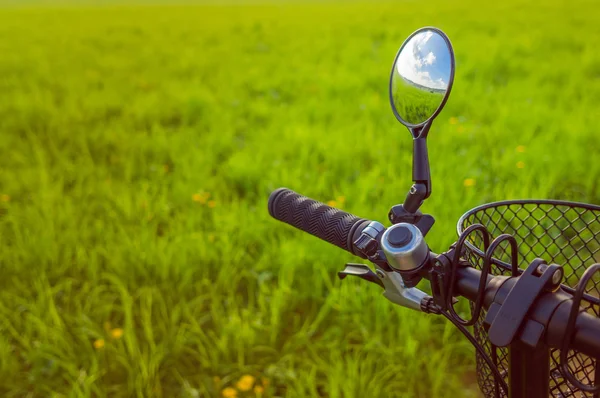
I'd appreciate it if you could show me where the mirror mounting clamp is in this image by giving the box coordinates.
[388,205,435,236]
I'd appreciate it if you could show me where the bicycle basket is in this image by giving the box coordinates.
[457,200,600,398]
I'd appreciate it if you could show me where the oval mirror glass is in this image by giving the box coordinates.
[390,28,455,128]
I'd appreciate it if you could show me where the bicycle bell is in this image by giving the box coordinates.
[380,223,429,273]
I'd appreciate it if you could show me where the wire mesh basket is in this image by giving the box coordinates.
[457,200,600,398]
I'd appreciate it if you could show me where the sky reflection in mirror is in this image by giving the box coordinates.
[391,30,452,125]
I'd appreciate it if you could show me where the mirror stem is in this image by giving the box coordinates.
[404,124,432,213]
[412,136,430,187]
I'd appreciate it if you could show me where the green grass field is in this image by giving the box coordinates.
[0,1,599,397]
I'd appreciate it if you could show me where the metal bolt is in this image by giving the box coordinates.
[552,268,563,286]
[376,270,386,279]
[537,263,563,289]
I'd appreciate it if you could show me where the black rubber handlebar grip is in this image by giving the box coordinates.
[268,188,372,259]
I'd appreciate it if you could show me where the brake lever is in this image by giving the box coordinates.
[338,262,431,312]
[377,266,428,311]
[338,263,384,288]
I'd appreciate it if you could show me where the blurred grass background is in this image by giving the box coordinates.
[0,0,599,397]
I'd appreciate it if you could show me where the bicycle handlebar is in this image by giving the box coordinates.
[268,187,600,360]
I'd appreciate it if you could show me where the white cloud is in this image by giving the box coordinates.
[396,31,447,90]
[424,52,436,66]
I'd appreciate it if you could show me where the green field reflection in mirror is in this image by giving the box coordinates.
[391,30,452,126]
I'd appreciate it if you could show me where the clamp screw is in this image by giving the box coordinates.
[536,263,563,288]
[551,268,563,286]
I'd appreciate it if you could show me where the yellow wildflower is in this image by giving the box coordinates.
[463,178,476,187]
[192,192,210,204]
[254,385,265,395]
[0,194,9,202]
[516,145,526,153]
[110,328,124,339]
[327,200,337,207]
[208,200,217,208]
[93,339,105,349]
[516,161,525,169]
[236,375,255,391]
[449,117,459,125]
[221,387,238,398]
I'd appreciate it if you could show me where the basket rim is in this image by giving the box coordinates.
[457,199,600,237]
